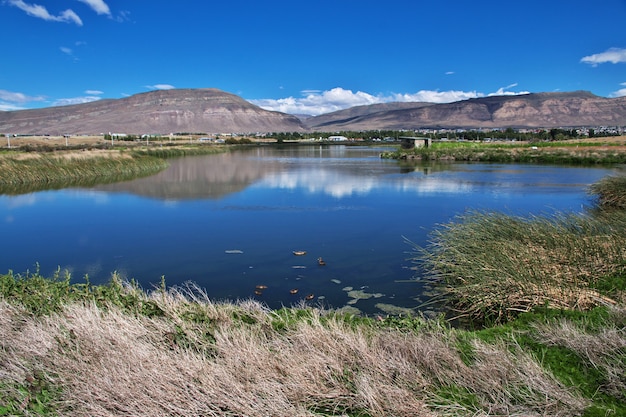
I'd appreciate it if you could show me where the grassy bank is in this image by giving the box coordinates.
[1,271,624,416]
[381,139,626,165]
[0,145,227,195]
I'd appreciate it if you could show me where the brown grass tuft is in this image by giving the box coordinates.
[0,290,591,416]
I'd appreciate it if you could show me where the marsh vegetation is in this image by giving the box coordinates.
[0,145,227,194]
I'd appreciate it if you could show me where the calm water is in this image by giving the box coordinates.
[0,146,616,315]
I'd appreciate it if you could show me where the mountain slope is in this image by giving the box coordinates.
[0,89,306,135]
[305,91,626,130]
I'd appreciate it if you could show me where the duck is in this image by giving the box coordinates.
[255,284,268,290]
[305,293,315,301]
[289,288,299,294]
[293,250,307,256]
[254,289,263,296]
[317,257,326,266]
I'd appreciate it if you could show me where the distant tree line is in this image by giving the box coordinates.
[268,128,621,143]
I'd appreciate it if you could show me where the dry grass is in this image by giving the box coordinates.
[0,283,592,417]
[533,313,626,401]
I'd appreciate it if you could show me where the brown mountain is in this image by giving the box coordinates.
[0,88,306,135]
[304,91,626,130]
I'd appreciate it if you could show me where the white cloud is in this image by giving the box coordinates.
[60,46,73,55]
[249,85,530,116]
[0,102,23,111]
[0,89,45,104]
[250,87,382,116]
[0,89,45,111]
[52,96,101,106]
[581,47,626,66]
[147,84,175,90]
[7,0,82,25]
[77,0,111,16]
[445,71,455,75]
[609,82,626,98]
[85,90,103,95]
[488,83,530,97]
[389,90,481,103]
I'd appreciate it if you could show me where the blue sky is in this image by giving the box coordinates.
[1,0,626,115]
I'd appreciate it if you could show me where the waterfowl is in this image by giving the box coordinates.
[254,289,263,296]
[255,284,268,290]
[289,288,299,294]
[305,293,315,301]
[317,257,326,266]
[293,250,307,256]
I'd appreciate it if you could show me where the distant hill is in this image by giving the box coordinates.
[303,102,434,129]
[304,91,626,130]
[0,89,306,135]
[2,89,626,135]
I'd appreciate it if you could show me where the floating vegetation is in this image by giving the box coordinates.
[345,289,385,305]
[333,305,362,315]
[292,266,306,269]
[374,303,416,316]
[330,279,342,284]
[225,249,244,254]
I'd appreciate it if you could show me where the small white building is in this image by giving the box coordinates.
[400,136,431,149]
[327,135,348,141]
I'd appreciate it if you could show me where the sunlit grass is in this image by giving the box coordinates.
[4,271,623,416]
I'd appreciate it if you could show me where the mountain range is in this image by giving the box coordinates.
[1,89,626,135]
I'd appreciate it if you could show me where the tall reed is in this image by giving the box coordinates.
[416,208,626,324]
[0,152,168,194]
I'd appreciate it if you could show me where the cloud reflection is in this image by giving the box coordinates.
[262,168,474,198]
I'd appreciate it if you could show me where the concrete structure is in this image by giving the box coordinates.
[399,136,431,149]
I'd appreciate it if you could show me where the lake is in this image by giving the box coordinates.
[0,145,616,315]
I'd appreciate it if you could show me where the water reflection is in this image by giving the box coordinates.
[0,146,615,316]
[98,146,481,200]
[97,151,283,200]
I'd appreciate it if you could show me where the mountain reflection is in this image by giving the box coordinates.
[96,148,477,200]
[96,152,282,200]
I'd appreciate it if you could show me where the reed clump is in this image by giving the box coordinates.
[0,144,229,194]
[416,174,626,325]
[0,151,168,194]
[589,174,626,210]
[417,211,626,323]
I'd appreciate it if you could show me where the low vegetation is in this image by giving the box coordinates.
[0,145,227,194]
[381,138,626,165]
[1,174,625,415]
